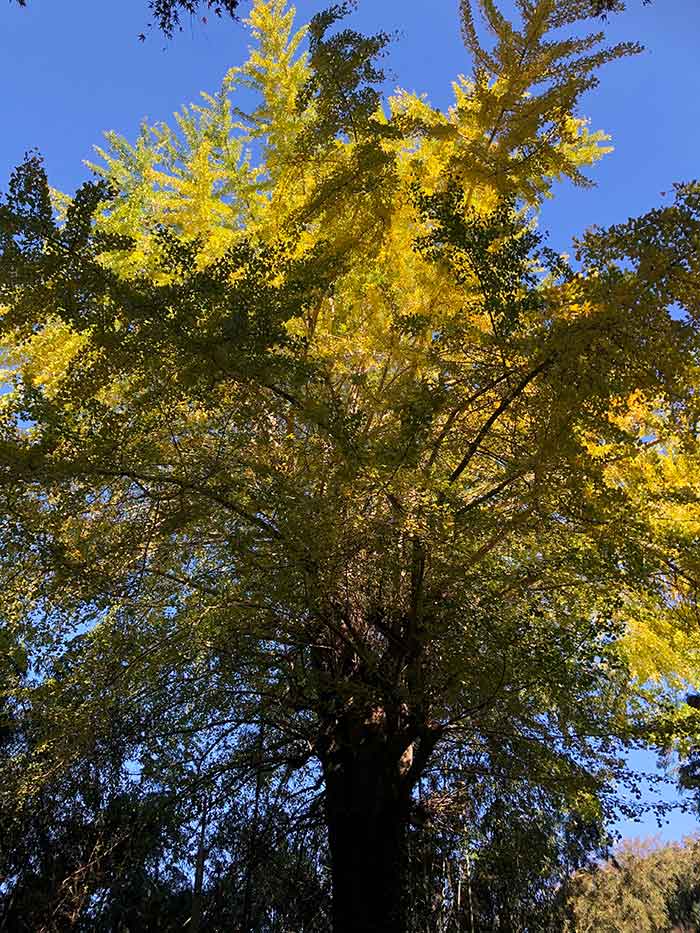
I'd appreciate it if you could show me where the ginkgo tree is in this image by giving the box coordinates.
[1,1,700,931]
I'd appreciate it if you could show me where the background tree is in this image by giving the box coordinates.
[0,646,331,931]
[678,694,700,801]
[1,1,699,931]
[404,764,608,932]
[566,836,700,933]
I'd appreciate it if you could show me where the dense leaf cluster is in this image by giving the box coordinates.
[1,1,698,931]
[567,836,700,933]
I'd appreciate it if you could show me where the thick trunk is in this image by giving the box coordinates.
[323,734,411,933]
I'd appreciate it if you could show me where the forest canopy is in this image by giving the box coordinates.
[0,0,699,930]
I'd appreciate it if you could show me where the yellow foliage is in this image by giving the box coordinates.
[2,0,699,831]
[2,318,88,400]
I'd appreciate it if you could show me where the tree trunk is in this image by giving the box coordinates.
[189,792,209,933]
[322,730,412,933]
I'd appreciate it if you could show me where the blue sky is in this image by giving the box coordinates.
[3,0,699,251]
[2,0,700,843]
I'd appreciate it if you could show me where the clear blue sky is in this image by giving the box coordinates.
[2,0,700,843]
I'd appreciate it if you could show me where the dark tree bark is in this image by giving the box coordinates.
[323,737,410,933]
[319,705,441,933]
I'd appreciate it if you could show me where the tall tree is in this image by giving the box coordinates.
[1,1,699,930]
